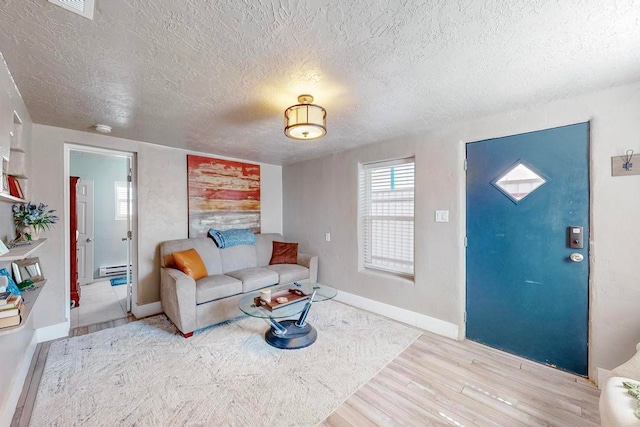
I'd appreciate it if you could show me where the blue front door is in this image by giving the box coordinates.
[466,123,589,376]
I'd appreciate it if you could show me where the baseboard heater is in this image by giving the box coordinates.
[99,264,132,277]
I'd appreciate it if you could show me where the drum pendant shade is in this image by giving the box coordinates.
[284,95,326,140]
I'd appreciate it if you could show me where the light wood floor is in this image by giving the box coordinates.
[12,317,600,427]
[322,333,601,426]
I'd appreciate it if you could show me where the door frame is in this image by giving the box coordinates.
[63,143,138,323]
[461,122,593,377]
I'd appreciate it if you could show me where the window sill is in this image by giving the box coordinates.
[361,266,414,283]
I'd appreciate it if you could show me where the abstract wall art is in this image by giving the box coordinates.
[187,155,260,237]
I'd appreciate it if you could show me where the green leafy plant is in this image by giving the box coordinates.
[12,202,59,235]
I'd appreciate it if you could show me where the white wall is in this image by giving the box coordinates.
[30,125,283,328]
[0,54,35,426]
[283,82,640,379]
[0,54,31,242]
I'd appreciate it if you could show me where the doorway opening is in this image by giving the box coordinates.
[66,145,136,329]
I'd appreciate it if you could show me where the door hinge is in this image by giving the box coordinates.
[127,169,132,182]
[464,236,468,247]
[127,230,132,239]
[464,159,468,171]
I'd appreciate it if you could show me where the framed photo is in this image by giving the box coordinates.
[7,176,24,199]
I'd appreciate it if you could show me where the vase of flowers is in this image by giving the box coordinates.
[12,202,59,241]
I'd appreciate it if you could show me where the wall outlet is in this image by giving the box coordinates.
[325,233,331,242]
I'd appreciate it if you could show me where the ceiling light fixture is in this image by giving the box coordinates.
[94,124,112,134]
[284,94,326,140]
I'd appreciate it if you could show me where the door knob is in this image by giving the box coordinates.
[86,238,92,243]
[569,253,584,263]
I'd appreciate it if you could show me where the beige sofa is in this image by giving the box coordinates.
[600,342,640,426]
[160,233,318,337]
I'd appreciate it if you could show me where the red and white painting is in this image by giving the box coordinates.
[187,155,261,237]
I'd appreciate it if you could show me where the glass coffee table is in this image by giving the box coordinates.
[238,282,337,349]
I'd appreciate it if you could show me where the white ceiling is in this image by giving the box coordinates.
[1,1,640,165]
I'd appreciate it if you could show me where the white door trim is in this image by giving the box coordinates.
[64,144,138,322]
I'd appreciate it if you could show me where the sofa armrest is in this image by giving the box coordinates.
[160,267,197,335]
[297,253,318,283]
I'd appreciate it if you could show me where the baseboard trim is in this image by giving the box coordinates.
[36,321,69,343]
[1,333,37,427]
[334,291,459,339]
[132,301,162,319]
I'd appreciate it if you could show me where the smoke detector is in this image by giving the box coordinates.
[94,124,112,134]
[48,0,95,20]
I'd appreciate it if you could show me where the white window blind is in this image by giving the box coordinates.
[115,181,129,221]
[359,158,415,278]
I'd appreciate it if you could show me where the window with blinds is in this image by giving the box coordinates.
[115,181,129,221]
[359,158,415,278]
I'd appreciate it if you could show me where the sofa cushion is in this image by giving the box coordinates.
[220,244,258,273]
[266,264,309,284]
[173,249,208,280]
[195,275,242,304]
[226,267,279,293]
[269,241,298,265]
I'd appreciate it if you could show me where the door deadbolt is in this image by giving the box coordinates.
[569,253,584,263]
[567,226,584,249]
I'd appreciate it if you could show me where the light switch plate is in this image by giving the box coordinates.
[325,233,331,242]
[435,210,449,223]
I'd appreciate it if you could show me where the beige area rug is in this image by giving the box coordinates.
[30,301,421,426]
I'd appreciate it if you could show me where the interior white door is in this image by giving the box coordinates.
[76,180,95,286]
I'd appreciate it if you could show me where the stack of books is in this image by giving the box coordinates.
[0,291,23,328]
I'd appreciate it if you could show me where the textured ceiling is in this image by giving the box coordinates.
[1,1,640,165]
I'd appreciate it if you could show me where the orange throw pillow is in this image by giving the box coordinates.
[172,248,208,280]
[269,241,298,265]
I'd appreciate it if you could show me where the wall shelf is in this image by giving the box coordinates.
[9,148,25,154]
[0,280,46,337]
[0,192,26,204]
[0,239,46,261]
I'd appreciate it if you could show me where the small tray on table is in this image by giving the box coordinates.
[254,288,309,311]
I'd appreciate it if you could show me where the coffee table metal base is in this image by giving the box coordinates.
[264,320,318,349]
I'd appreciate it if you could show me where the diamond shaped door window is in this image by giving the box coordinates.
[492,162,547,203]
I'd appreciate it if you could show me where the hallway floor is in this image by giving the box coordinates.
[71,279,128,328]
